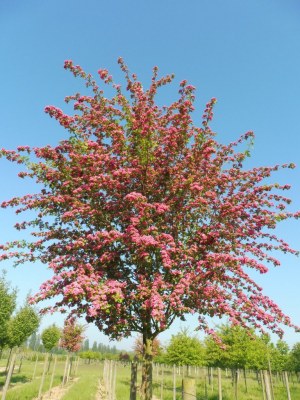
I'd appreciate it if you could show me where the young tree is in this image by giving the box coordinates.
[0,272,17,355]
[41,324,61,352]
[288,342,300,372]
[205,324,262,370]
[80,350,101,363]
[165,330,204,366]
[270,340,290,372]
[41,324,61,373]
[0,60,299,399]
[60,317,85,353]
[246,334,270,371]
[7,305,40,349]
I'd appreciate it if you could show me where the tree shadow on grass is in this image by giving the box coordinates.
[0,371,29,387]
[10,374,29,384]
[207,395,231,400]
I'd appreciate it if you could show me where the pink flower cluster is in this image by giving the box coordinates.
[0,59,299,342]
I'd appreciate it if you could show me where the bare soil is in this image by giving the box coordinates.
[95,379,108,400]
[32,378,78,400]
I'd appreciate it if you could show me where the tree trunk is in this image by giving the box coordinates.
[130,362,138,400]
[141,335,153,400]
[5,348,13,372]
[47,352,53,374]
[18,355,24,373]
[233,369,238,400]
[243,368,248,393]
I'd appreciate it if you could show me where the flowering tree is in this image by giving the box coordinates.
[60,317,85,353]
[0,59,299,399]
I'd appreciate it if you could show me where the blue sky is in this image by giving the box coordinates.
[0,0,300,350]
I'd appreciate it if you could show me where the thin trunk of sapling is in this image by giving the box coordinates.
[5,348,13,372]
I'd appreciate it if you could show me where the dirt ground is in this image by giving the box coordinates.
[95,380,108,400]
[33,384,71,400]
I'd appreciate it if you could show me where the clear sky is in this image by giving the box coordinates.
[0,0,300,350]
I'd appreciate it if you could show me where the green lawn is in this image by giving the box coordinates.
[1,355,300,399]
[61,363,101,400]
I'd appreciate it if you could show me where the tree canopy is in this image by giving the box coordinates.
[289,343,300,372]
[204,324,268,370]
[60,317,85,353]
[0,272,17,350]
[165,330,204,366]
[41,324,61,352]
[0,60,299,399]
[7,305,40,348]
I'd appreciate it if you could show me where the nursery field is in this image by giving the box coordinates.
[1,353,300,400]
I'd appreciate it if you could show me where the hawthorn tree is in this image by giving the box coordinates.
[60,317,85,353]
[60,318,84,381]
[0,59,299,399]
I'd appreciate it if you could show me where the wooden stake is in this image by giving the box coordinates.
[1,353,16,400]
[112,362,117,400]
[283,371,292,400]
[49,355,57,394]
[260,370,266,400]
[268,358,275,400]
[173,364,176,400]
[37,353,49,400]
[160,367,164,400]
[182,377,196,400]
[262,370,272,400]
[218,368,222,400]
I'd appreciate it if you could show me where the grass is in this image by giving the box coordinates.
[0,354,68,400]
[61,363,101,400]
[1,355,300,399]
[114,363,300,400]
